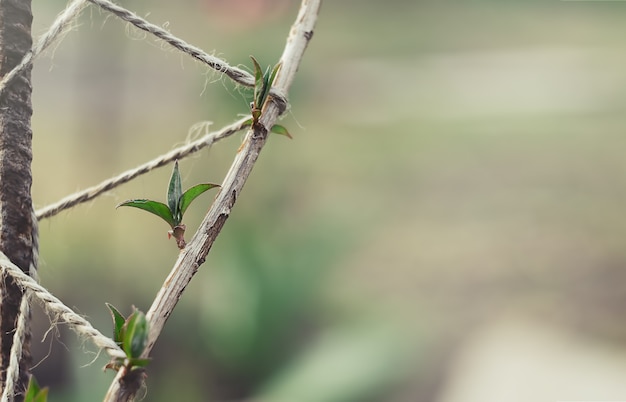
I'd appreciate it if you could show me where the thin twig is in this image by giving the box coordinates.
[0,253,125,360]
[103,0,321,400]
[36,117,250,220]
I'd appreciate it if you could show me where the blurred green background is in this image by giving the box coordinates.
[26,0,626,401]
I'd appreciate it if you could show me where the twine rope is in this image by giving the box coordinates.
[0,252,125,361]
[36,116,249,220]
[1,211,41,402]
[85,0,287,106]
[0,0,88,98]
[1,296,30,402]
[0,0,287,108]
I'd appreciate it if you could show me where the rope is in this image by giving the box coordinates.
[36,116,250,220]
[0,210,41,402]
[0,253,125,361]
[85,0,287,106]
[0,0,287,108]
[0,0,88,98]
[1,296,30,402]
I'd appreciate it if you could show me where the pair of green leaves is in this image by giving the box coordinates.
[245,56,292,138]
[117,161,220,249]
[25,376,48,402]
[105,303,150,372]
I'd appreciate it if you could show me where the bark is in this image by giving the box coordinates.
[0,0,35,400]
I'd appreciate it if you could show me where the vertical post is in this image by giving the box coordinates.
[0,0,35,400]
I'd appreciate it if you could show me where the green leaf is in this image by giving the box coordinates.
[259,65,272,108]
[268,62,282,90]
[25,376,48,402]
[258,62,281,108]
[242,118,253,127]
[251,56,264,109]
[270,124,293,139]
[106,303,126,344]
[34,388,49,402]
[168,161,183,224]
[251,56,263,87]
[123,310,149,359]
[179,183,220,217]
[117,199,176,228]
[24,376,40,401]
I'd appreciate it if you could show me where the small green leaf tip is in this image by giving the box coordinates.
[106,303,126,344]
[270,124,293,139]
[168,161,183,224]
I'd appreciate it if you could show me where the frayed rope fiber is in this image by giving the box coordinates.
[0,252,124,360]
[0,0,286,108]
[36,116,250,220]
[0,0,88,98]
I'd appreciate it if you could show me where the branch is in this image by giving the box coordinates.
[103,0,321,400]
[35,116,249,220]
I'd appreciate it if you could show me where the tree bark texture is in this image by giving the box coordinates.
[0,0,35,400]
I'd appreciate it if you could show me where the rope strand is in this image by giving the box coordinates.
[85,0,287,106]
[0,253,124,360]
[0,0,287,108]
[0,0,88,98]
[1,296,30,402]
[36,116,249,220]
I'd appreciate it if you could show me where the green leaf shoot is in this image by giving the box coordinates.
[251,55,264,107]
[25,376,48,402]
[123,310,149,359]
[249,56,284,129]
[106,303,126,344]
[268,62,282,92]
[116,160,219,248]
[259,65,271,108]
[104,305,152,373]
[259,62,281,109]
[116,199,176,228]
[168,161,183,224]
[179,183,220,217]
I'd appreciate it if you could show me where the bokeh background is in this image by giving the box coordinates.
[27,0,626,401]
